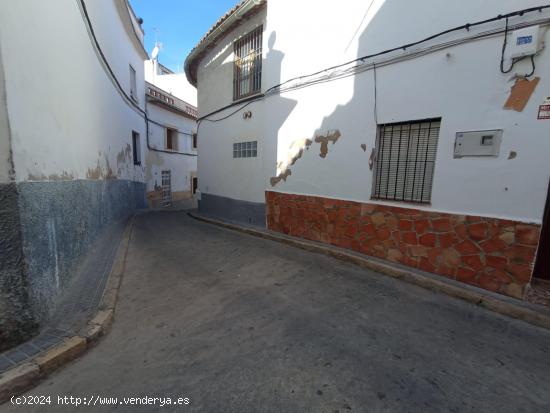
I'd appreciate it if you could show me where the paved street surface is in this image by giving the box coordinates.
[4,212,550,412]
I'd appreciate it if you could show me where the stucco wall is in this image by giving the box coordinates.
[0,0,148,349]
[146,102,197,208]
[0,0,146,183]
[196,0,550,225]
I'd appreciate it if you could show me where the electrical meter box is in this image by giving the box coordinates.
[454,130,502,158]
[510,26,540,59]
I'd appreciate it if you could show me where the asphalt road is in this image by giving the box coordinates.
[4,211,550,413]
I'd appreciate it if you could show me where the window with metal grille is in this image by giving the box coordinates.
[233,141,257,158]
[372,118,441,203]
[161,170,172,207]
[233,26,262,101]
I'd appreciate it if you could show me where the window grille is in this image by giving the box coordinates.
[372,118,441,203]
[161,170,172,207]
[233,141,257,158]
[233,26,262,101]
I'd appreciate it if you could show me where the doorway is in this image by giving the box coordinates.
[534,179,550,280]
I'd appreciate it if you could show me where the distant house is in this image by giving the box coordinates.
[185,0,550,299]
[144,58,198,209]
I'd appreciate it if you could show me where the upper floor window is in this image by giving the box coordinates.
[129,65,137,102]
[233,26,263,101]
[372,118,441,204]
[132,131,141,165]
[166,127,178,151]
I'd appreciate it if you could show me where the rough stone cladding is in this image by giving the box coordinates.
[266,191,540,299]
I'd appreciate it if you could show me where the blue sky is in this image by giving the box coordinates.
[130,0,240,72]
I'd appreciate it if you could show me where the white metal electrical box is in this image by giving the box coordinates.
[510,26,540,59]
[454,130,502,158]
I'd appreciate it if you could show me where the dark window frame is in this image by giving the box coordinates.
[132,131,141,166]
[166,127,178,151]
[372,118,441,204]
[233,26,263,101]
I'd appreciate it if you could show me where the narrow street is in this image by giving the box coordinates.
[5,212,550,412]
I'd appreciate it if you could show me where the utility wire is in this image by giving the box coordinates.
[198,4,549,123]
[77,0,197,157]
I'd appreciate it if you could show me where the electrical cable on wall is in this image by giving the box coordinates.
[77,0,197,157]
[198,4,549,124]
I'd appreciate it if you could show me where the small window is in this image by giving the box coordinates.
[192,133,198,150]
[132,131,141,165]
[129,65,137,102]
[166,128,178,151]
[233,141,258,158]
[233,26,263,101]
[192,177,198,194]
[372,118,440,203]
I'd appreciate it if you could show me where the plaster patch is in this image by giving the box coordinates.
[315,130,341,158]
[504,77,540,112]
[270,169,292,187]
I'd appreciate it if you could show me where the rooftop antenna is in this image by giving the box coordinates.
[151,28,161,60]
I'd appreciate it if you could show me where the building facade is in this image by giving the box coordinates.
[186,0,550,299]
[0,0,148,350]
[144,59,198,209]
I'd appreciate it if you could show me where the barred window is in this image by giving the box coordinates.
[233,141,257,158]
[372,118,441,203]
[233,26,262,101]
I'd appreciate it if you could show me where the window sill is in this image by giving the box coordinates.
[232,92,262,104]
[370,197,432,207]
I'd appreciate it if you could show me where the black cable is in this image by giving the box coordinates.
[525,55,536,77]
[198,4,549,123]
[373,62,378,124]
[78,0,197,157]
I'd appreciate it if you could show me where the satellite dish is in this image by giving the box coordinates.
[151,45,160,60]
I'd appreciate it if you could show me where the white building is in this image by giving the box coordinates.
[185,0,550,299]
[144,58,198,209]
[0,0,148,350]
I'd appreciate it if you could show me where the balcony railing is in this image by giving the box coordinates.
[146,82,198,119]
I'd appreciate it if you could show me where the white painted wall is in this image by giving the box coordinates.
[0,0,147,183]
[195,0,550,223]
[145,102,197,200]
[196,10,267,203]
[145,59,198,106]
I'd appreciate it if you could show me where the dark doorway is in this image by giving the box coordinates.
[534,178,550,280]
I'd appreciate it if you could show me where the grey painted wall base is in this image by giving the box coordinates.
[199,193,266,228]
[0,183,38,351]
[0,179,146,351]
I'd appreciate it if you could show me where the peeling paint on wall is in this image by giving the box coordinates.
[270,130,342,187]
[270,169,292,187]
[361,144,367,152]
[315,130,341,158]
[504,77,540,112]
[27,171,75,181]
[86,154,116,180]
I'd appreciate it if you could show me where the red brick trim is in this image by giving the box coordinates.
[266,191,541,299]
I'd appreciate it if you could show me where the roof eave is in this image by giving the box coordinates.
[184,0,266,87]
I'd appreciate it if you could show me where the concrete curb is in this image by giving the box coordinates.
[0,216,135,403]
[189,212,550,331]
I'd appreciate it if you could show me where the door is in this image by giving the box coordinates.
[534,179,550,280]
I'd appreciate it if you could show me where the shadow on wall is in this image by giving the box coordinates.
[265,1,540,299]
